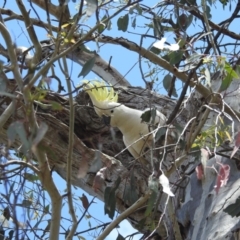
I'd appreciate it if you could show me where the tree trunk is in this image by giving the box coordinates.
[1,79,240,239]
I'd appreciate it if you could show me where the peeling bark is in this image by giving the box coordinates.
[2,78,240,239]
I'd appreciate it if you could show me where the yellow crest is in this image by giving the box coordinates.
[82,80,118,103]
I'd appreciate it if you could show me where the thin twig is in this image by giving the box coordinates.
[96,191,151,240]
[62,56,77,240]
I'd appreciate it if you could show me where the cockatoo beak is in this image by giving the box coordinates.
[102,115,111,126]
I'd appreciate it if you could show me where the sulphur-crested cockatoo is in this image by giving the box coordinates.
[83,80,167,163]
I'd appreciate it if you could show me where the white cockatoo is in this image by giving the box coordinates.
[15,46,33,67]
[83,80,167,163]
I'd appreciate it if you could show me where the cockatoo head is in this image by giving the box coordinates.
[83,80,120,126]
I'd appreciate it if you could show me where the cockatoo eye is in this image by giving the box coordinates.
[110,110,114,113]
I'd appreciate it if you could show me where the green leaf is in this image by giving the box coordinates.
[79,45,93,54]
[50,101,63,110]
[0,227,5,240]
[129,3,142,15]
[24,173,39,182]
[186,15,193,29]
[77,236,86,240]
[185,53,201,64]
[163,74,172,92]
[162,54,170,61]
[153,18,163,38]
[7,121,30,153]
[78,56,96,78]
[207,0,213,5]
[135,217,147,230]
[44,204,50,214]
[104,177,121,219]
[219,73,232,92]
[219,0,229,6]
[151,108,157,124]
[98,15,111,33]
[32,122,48,148]
[123,171,138,205]
[169,51,183,65]
[206,5,212,19]
[224,197,240,217]
[116,233,125,240]
[22,199,32,208]
[85,0,97,18]
[155,127,167,142]
[88,221,91,228]
[141,110,151,123]
[150,46,161,55]
[3,207,10,220]
[144,191,157,217]
[0,77,7,92]
[117,14,129,32]
[129,5,135,14]
[98,23,105,34]
[132,18,136,29]
[15,124,29,151]
[163,74,177,97]
[224,62,238,78]
[177,14,188,30]
[8,230,14,240]
[101,14,112,31]
[7,123,17,145]
[135,4,142,15]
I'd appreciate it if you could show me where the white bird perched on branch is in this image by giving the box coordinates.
[83,80,167,164]
[15,46,33,67]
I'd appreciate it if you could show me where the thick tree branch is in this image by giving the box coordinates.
[88,35,240,120]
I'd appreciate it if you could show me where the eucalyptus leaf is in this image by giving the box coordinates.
[0,77,7,92]
[224,197,240,217]
[150,46,161,55]
[169,51,183,65]
[24,173,39,182]
[8,230,14,240]
[7,124,17,145]
[116,234,125,240]
[224,62,238,78]
[117,14,129,32]
[129,3,142,15]
[7,121,30,153]
[15,123,30,153]
[141,110,151,123]
[85,0,97,17]
[219,73,232,92]
[132,18,136,29]
[32,122,48,148]
[22,199,32,208]
[205,68,211,88]
[153,17,163,38]
[78,56,96,78]
[155,127,167,142]
[0,226,5,240]
[185,53,201,64]
[104,177,121,219]
[206,5,212,19]
[144,191,157,217]
[163,74,177,97]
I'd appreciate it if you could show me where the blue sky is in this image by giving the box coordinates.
[0,0,238,239]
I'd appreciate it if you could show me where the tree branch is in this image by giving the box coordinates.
[96,191,152,240]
